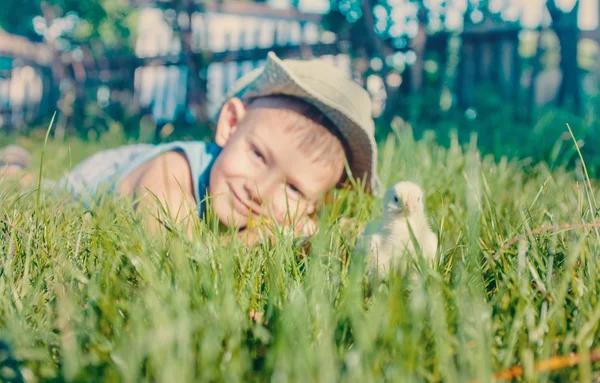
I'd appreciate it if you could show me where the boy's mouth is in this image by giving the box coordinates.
[231,187,258,217]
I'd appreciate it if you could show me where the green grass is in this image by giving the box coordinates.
[1,125,600,383]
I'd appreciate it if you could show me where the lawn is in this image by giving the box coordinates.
[1,125,600,382]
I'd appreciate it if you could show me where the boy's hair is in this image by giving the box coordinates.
[247,95,349,185]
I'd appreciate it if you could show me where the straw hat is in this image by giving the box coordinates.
[215,51,381,196]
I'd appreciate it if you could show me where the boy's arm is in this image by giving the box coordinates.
[119,151,196,237]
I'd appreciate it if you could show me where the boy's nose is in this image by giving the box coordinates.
[243,182,263,205]
[243,173,279,206]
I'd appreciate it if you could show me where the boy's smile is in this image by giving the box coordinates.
[229,182,259,217]
[209,96,345,229]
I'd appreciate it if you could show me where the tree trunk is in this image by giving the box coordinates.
[456,39,475,108]
[174,0,208,125]
[556,28,581,112]
[547,0,581,113]
[41,1,67,135]
[410,11,428,94]
[527,28,545,119]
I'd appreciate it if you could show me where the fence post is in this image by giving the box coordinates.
[511,36,522,119]
[0,57,12,130]
[457,39,475,108]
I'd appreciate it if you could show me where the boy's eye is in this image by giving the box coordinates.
[286,184,303,198]
[251,147,265,162]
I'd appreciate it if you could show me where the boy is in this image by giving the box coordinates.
[0,52,381,243]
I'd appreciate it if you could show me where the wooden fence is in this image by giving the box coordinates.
[0,2,351,133]
[0,31,54,129]
[0,1,595,133]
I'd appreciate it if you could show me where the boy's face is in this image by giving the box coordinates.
[209,97,345,229]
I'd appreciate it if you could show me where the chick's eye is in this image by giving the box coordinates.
[393,196,399,203]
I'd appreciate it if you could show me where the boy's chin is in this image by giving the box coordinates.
[216,213,245,229]
[218,211,281,233]
[214,207,251,230]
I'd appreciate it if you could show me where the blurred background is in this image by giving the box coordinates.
[0,0,599,173]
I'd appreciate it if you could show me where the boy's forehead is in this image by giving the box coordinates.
[242,105,311,135]
[244,114,301,146]
[244,98,305,122]
[243,96,336,129]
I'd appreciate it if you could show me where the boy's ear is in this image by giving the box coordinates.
[215,98,247,147]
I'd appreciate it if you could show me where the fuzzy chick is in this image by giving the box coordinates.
[357,181,438,277]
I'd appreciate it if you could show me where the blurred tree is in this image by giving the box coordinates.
[155,0,209,127]
[324,0,447,121]
[0,0,134,48]
[325,0,583,120]
[0,0,42,39]
[0,0,137,136]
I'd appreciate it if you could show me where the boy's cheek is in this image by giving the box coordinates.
[271,203,310,227]
[298,219,317,237]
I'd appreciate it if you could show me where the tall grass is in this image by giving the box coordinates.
[1,125,600,382]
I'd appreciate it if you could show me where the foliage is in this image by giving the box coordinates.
[0,0,136,49]
[1,124,600,381]
[0,0,42,39]
[395,85,600,178]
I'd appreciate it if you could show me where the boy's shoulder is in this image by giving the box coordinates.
[162,140,221,157]
[119,150,193,195]
[119,140,221,197]
[155,140,219,152]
